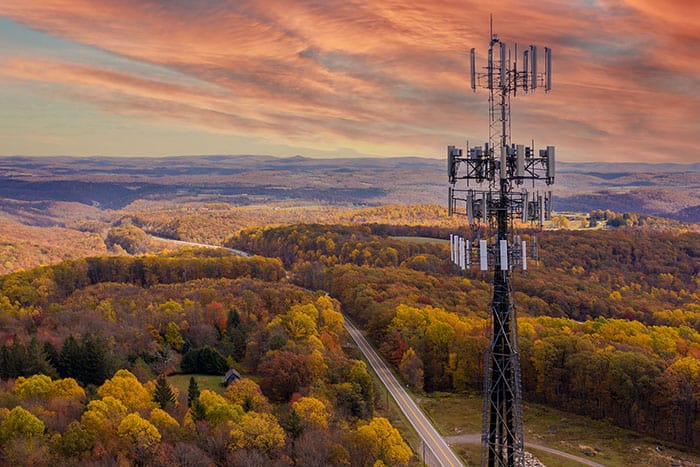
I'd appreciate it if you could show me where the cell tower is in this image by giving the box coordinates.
[447,20,555,467]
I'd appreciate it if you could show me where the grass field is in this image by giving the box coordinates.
[167,373,225,396]
[390,235,450,245]
[419,392,700,467]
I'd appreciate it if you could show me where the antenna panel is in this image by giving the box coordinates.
[479,239,488,271]
[448,186,454,216]
[546,146,555,183]
[467,191,474,223]
[500,239,508,270]
[538,193,545,226]
[522,240,527,271]
[516,144,524,177]
[466,240,471,267]
[500,145,507,180]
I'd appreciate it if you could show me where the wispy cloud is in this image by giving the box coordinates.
[0,0,698,161]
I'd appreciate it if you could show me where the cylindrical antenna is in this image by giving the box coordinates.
[499,42,506,88]
[545,47,552,91]
[522,49,529,92]
[530,45,537,89]
[487,45,494,90]
[470,48,476,91]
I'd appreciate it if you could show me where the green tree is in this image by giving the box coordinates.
[187,376,200,408]
[153,375,176,410]
[349,360,375,416]
[181,346,228,375]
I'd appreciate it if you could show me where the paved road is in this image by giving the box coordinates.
[147,235,251,257]
[343,316,463,467]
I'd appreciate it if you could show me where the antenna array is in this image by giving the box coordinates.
[446,23,557,467]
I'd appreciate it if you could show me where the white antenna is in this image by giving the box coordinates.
[479,239,488,271]
[499,239,508,271]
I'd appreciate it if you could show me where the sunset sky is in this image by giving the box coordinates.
[0,0,698,162]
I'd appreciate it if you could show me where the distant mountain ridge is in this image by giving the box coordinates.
[0,155,698,223]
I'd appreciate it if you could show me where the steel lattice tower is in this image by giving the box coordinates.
[447,22,556,467]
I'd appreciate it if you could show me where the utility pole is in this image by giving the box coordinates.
[447,22,556,467]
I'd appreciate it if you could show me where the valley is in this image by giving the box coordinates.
[0,155,698,465]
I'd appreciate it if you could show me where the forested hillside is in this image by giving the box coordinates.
[0,249,411,465]
[226,225,700,449]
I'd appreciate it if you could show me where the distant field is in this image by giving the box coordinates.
[167,374,225,395]
[391,235,450,245]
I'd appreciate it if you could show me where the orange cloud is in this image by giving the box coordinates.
[0,0,698,161]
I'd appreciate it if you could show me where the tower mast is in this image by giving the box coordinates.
[447,23,556,467]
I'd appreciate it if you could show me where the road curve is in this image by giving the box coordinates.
[147,235,251,257]
[343,316,463,467]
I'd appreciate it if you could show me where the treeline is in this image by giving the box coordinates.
[586,209,690,229]
[1,334,114,386]
[230,224,700,330]
[0,248,284,311]
[225,223,452,273]
[526,229,700,323]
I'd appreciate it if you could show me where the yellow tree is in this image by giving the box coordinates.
[356,417,411,466]
[97,369,154,412]
[0,406,45,441]
[224,378,271,413]
[14,374,85,401]
[229,411,285,453]
[117,413,161,461]
[196,389,243,427]
[80,396,129,451]
[292,397,329,430]
[149,408,180,439]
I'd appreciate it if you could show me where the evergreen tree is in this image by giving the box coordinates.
[25,337,58,378]
[58,335,81,379]
[187,376,200,408]
[0,346,8,379]
[191,398,206,421]
[153,375,176,410]
[43,340,60,369]
[227,308,241,332]
[80,333,112,386]
[181,346,228,375]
